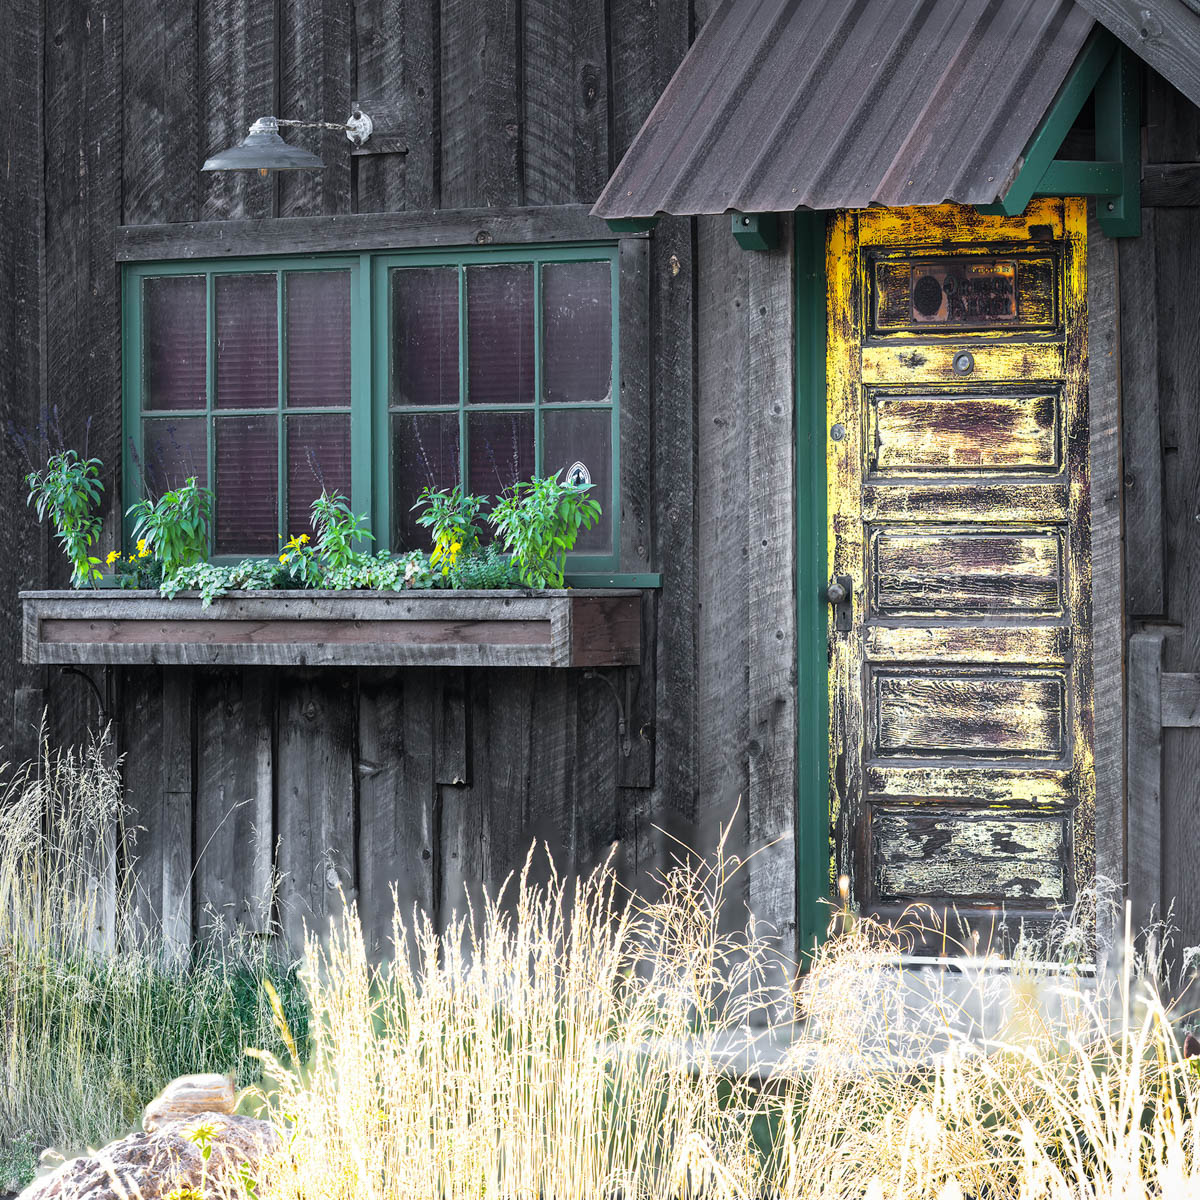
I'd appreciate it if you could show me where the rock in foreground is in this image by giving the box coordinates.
[143,1075,237,1133]
[17,1113,279,1200]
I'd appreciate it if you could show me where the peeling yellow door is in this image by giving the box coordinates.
[826,199,1093,937]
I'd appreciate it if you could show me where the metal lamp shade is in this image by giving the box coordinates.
[202,117,325,172]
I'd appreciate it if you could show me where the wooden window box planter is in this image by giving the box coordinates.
[20,590,642,669]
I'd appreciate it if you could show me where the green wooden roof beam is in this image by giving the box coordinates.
[731,211,780,251]
[604,216,659,233]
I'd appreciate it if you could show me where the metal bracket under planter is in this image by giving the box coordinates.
[20,590,643,669]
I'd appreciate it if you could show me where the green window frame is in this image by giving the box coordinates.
[122,242,629,580]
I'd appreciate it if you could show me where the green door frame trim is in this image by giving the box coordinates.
[794,210,830,962]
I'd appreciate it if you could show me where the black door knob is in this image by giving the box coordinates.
[826,580,848,604]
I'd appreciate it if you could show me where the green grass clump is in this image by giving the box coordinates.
[0,731,307,1193]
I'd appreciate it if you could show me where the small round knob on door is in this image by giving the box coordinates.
[825,580,848,605]
[952,350,974,375]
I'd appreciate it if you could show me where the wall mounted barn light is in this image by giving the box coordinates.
[201,108,373,174]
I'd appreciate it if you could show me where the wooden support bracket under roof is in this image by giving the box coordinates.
[981,29,1142,238]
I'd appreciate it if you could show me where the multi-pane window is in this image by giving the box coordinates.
[124,245,621,572]
[130,262,357,556]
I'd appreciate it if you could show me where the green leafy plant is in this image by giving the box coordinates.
[488,472,601,589]
[107,545,162,590]
[454,544,518,590]
[277,533,322,588]
[310,491,373,572]
[161,559,282,606]
[413,484,486,578]
[127,477,212,577]
[25,450,105,587]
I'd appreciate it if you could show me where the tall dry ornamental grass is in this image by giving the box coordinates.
[256,831,774,1200]
[253,837,1200,1200]
[0,730,307,1193]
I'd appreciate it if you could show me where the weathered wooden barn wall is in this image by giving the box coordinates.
[1122,72,1200,949]
[0,0,799,953]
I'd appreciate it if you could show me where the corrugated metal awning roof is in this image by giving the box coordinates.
[592,0,1096,218]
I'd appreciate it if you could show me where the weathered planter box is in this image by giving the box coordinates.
[20,589,642,669]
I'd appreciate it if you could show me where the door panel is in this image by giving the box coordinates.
[827,199,1092,933]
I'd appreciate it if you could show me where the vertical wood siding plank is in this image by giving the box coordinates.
[1086,208,1126,957]
[124,668,166,936]
[1155,206,1200,942]
[200,0,277,221]
[0,0,44,758]
[1119,209,1165,616]
[650,215,698,824]
[160,670,195,956]
[523,0,608,205]
[574,669,619,878]
[277,671,356,950]
[746,221,798,958]
[434,668,469,785]
[279,0,352,217]
[480,668,536,894]
[43,0,123,750]
[195,670,274,941]
[437,677,490,928]
[353,0,439,211]
[440,0,521,209]
[121,0,199,224]
[694,216,750,857]
[527,671,578,887]
[522,0,573,206]
[358,669,436,961]
[1127,632,1164,934]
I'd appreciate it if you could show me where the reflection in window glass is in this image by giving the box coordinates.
[467,410,535,498]
[542,408,612,554]
[286,413,352,537]
[216,274,278,409]
[543,261,612,404]
[392,413,460,550]
[466,264,534,405]
[287,272,352,408]
[141,418,208,497]
[144,276,206,411]
[215,415,277,554]
[392,268,460,406]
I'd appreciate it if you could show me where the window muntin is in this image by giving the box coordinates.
[124,243,622,574]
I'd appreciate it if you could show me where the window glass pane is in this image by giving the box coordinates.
[287,271,351,408]
[215,415,277,553]
[286,414,352,538]
[467,265,534,405]
[143,275,206,410]
[141,418,208,497]
[391,412,460,551]
[543,261,612,404]
[542,409,612,555]
[467,410,535,498]
[391,267,459,407]
[216,273,278,409]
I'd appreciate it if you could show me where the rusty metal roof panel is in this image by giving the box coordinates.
[593,0,1095,218]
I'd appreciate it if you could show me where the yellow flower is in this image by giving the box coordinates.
[105,550,120,565]
[279,553,290,564]
[299,533,310,544]
[137,538,150,558]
